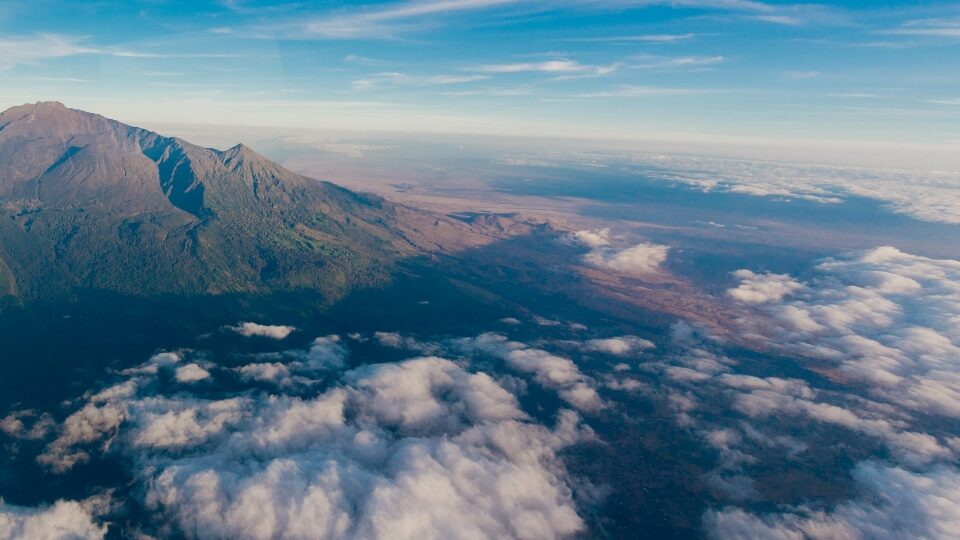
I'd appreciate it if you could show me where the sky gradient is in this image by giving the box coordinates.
[1,0,959,167]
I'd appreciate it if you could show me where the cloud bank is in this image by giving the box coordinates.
[0,499,106,540]
[687,246,960,536]
[729,246,960,421]
[706,462,960,540]
[27,334,593,539]
[512,151,960,225]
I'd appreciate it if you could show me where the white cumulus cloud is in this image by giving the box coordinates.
[726,269,804,304]
[229,322,297,339]
[174,363,211,383]
[565,229,669,275]
[583,243,670,275]
[0,499,106,540]
[456,333,605,411]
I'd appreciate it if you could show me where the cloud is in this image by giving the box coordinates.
[41,358,583,538]
[234,335,348,388]
[32,338,592,539]
[280,0,525,39]
[223,0,815,41]
[630,55,726,70]
[476,59,620,76]
[705,462,960,540]
[565,229,669,276]
[175,363,212,383]
[634,275,960,525]
[0,33,237,69]
[351,72,488,91]
[0,499,106,540]
[881,18,960,38]
[0,33,98,69]
[228,322,297,339]
[0,409,55,440]
[726,269,804,304]
[728,247,960,421]
[457,333,605,411]
[511,151,960,224]
[563,228,611,248]
[583,243,669,275]
[615,247,960,468]
[373,331,424,350]
[752,14,802,25]
[719,372,950,466]
[237,362,296,386]
[783,70,822,80]
[573,85,708,98]
[558,33,699,43]
[581,336,655,356]
[925,98,960,106]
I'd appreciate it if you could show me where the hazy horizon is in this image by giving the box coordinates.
[3,0,960,169]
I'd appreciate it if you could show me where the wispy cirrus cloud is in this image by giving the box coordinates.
[630,54,726,70]
[437,85,535,97]
[556,33,700,43]
[881,18,960,37]
[783,69,822,80]
[351,72,489,91]
[0,33,236,69]
[574,85,708,98]
[751,14,802,25]
[288,0,524,39]
[0,34,98,69]
[476,59,620,76]
[256,0,812,40]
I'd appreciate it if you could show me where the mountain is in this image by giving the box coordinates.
[0,102,493,305]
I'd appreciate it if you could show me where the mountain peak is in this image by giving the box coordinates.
[3,101,78,120]
[0,102,416,300]
[31,100,68,109]
[217,141,294,186]
[0,101,118,141]
[222,143,257,159]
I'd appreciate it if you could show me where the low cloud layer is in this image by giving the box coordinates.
[0,499,106,540]
[729,246,960,421]
[511,152,960,225]
[584,243,669,275]
[9,245,960,538]
[582,336,655,356]
[706,462,960,540]
[456,333,605,412]
[566,229,669,275]
[228,322,297,339]
[690,246,960,536]
[24,334,593,539]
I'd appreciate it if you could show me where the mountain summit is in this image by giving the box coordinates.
[0,102,482,303]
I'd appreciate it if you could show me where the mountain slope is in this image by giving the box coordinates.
[0,102,489,303]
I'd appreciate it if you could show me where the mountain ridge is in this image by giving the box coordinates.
[0,101,506,304]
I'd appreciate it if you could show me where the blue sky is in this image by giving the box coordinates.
[1,0,959,165]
